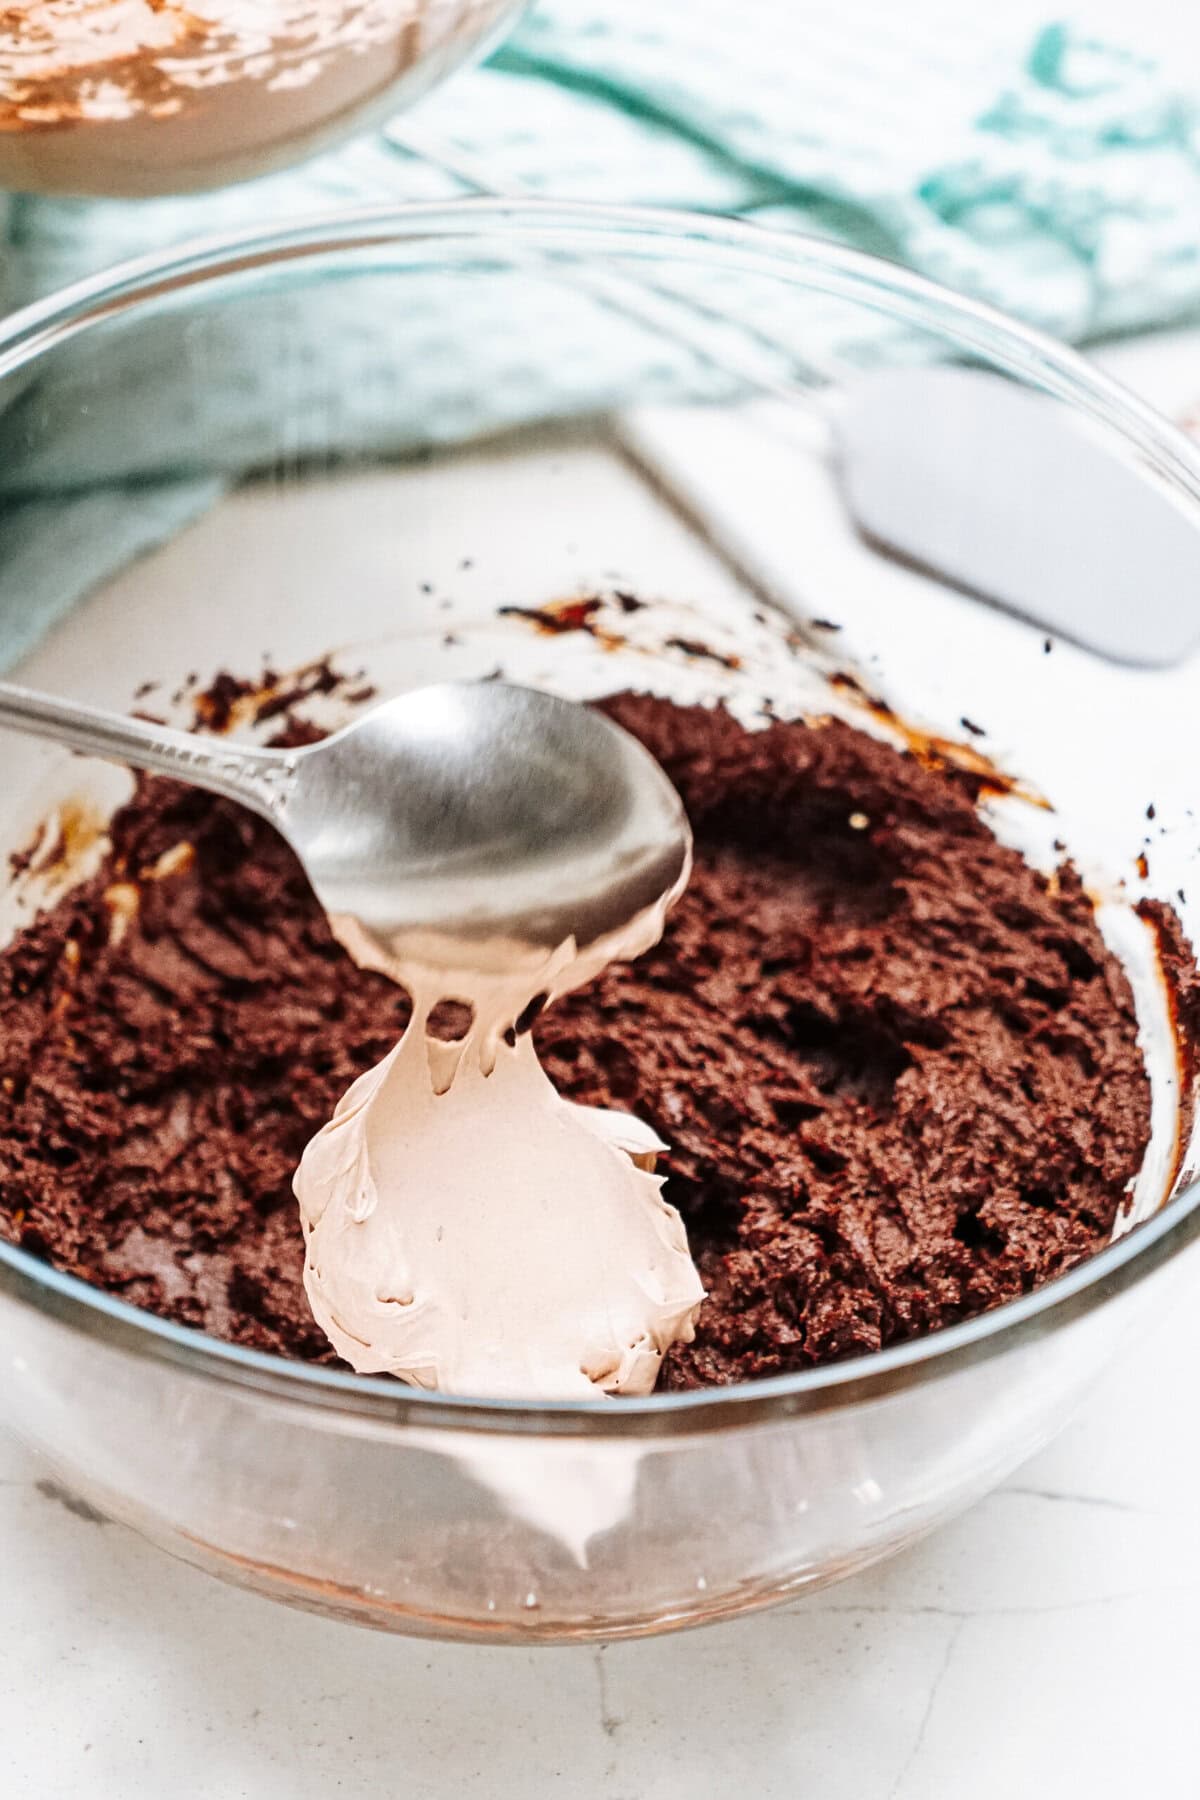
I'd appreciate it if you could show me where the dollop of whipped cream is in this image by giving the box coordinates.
[293,901,705,1400]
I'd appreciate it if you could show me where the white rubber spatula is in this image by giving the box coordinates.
[833,366,1200,668]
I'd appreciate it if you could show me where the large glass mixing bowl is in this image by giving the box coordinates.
[0,203,1198,1641]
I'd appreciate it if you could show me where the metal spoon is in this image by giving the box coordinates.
[0,679,692,967]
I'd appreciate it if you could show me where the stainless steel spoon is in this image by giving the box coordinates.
[0,679,692,968]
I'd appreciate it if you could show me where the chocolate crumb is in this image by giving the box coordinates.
[664,636,743,672]
[500,598,605,635]
[191,672,253,733]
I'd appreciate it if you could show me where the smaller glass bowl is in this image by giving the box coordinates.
[0,0,524,196]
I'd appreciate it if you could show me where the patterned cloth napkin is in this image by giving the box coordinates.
[3,0,1200,665]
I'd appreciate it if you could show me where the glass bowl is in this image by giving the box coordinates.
[0,1,525,196]
[0,201,1198,1642]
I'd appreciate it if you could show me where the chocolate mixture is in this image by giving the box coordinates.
[0,689,1175,1387]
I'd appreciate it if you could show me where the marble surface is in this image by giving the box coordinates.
[3,1296,1200,1799]
[5,330,1200,1798]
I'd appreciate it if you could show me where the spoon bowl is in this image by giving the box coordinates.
[0,677,692,972]
[281,681,693,968]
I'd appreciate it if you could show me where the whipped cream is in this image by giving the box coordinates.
[294,899,705,1399]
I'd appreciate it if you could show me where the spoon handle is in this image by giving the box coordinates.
[0,680,298,819]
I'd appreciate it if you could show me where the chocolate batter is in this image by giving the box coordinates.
[0,690,1171,1387]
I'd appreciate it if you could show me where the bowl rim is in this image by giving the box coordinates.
[2,194,1199,1440]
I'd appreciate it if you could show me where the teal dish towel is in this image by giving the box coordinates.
[2,2,1200,666]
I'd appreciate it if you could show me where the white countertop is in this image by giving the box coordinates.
[5,328,1200,1800]
[4,1298,1200,1800]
